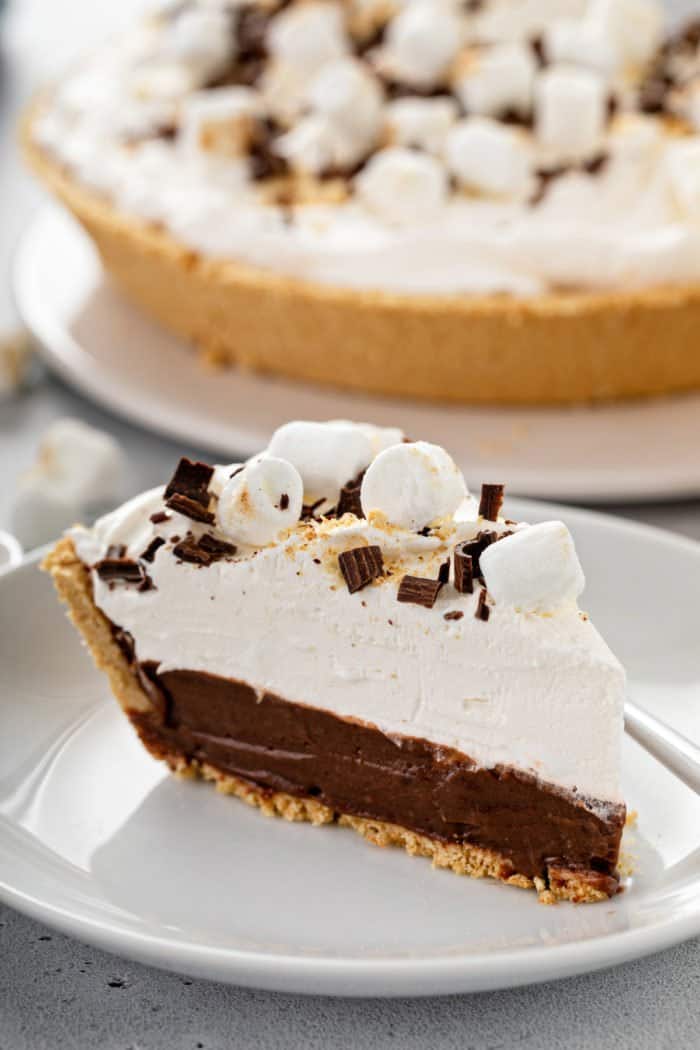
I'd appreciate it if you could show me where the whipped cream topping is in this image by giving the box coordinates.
[70,419,625,805]
[32,0,700,295]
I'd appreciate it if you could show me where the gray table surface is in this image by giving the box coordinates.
[1,1,700,1047]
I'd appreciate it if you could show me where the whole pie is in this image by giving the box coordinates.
[45,419,627,902]
[25,0,700,402]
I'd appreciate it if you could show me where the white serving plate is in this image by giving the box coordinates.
[1,498,699,996]
[14,205,700,505]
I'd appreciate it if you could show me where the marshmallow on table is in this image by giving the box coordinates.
[268,1,348,75]
[535,67,607,162]
[179,87,262,159]
[455,43,536,119]
[384,5,463,89]
[356,147,448,224]
[218,455,303,546]
[306,58,384,167]
[480,521,585,614]
[360,441,467,531]
[665,139,700,221]
[267,421,376,501]
[446,117,533,198]
[385,97,458,155]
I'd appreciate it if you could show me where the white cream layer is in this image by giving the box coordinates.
[71,486,625,809]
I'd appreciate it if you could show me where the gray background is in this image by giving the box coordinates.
[1,1,699,1047]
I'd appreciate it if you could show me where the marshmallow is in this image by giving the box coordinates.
[535,67,607,162]
[480,521,585,613]
[356,147,448,224]
[11,485,82,551]
[385,97,458,154]
[384,5,463,89]
[446,117,533,198]
[162,6,234,81]
[218,455,303,546]
[455,43,536,119]
[360,441,467,531]
[268,2,348,74]
[352,423,405,458]
[665,139,700,221]
[274,115,336,175]
[179,87,261,159]
[589,0,663,69]
[267,421,376,500]
[306,58,384,165]
[22,419,125,509]
[544,18,618,75]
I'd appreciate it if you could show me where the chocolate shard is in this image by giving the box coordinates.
[164,457,214,503]
[165,492,216,525]
[94,557,145,586]
[279,493,290,511]
[437,559,450,584]
[149,510,171,525]
[197,533,238,559]
[338,545,384,593]
[455,529,509,584]
[172,535,213,566]
[139,537,165,564]
[336,471,366,519]
[453,546,474,594]
[397,575,443,609]
[301,497,326,521]
[443,610,464,622]
[475,588,491,622]
[479,483,505,521]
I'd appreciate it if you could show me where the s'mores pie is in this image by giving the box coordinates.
[45,420,626,903]
[25,1,700,403]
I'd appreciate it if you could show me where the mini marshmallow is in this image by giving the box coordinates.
[11,485,82,551]
[445,117,533,198]
[360,441,467,531]
[480,521,585,613]
[162,6,234,81]
[306,58,384,164]
[25,418,125,508]
[268,2,348,75]
[385,97,458,155]
[665,139,700,221]
[544,17,618,75]
[384,5,463,89]
[535,67,607,162]
[455,43,536,119]
[179,87,261,159]
[356,147,448,224]
[589,0,663,69]
[267,421,376,500]
[218,455,303,546]
[274,115,336,175]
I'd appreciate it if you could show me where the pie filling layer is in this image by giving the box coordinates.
[131,659,625,892]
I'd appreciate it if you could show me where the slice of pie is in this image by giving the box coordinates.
[44,420,626,903]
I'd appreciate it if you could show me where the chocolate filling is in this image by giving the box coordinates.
[128,662,624,890]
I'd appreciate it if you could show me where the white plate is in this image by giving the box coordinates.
[14,205,700,505]
[1,499,699,996]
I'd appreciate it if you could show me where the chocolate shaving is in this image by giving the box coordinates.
[443,610,464,622]
[173,532,237,566]
[475,588,490,622]
[437,559,450,584]
[301,497,326,521]
[582,151,609,176]
[530,34,547,68]
[139,537,165,564]
[453,546,474,594]
[138,574,156,593]
[479,483,505,521]
[336,471,365,518]
[397,575,443,609]
[197,533,237,559]
[338,545,384,593]
[150,511,171,525]
[164,457,214,504]
[165,492,216,525]
[94,557,145,586]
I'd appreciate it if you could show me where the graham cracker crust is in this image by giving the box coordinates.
[24,100,700,405]
[43,536,614,904]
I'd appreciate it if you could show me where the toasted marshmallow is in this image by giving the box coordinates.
[455,43,536,118]
[446,117,533,198]
[535,67,607,162]
[306,58,384,165]
[274,115,336,175]
[544,17,618,74]
[356,147,448,224]
[589,0,663,69]
[481,521,585,613]
[268,2,348,74]
[360,441,467,531]
[179,87,261,159]
[665,139,700,220]
[218,455,303,546]
[384,5,462,89]
[385,97,458,154]
[267,421,376,500]
[162,6,234,81]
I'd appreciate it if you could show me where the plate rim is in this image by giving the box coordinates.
[14,204,700,506]
[1,501,700,995]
